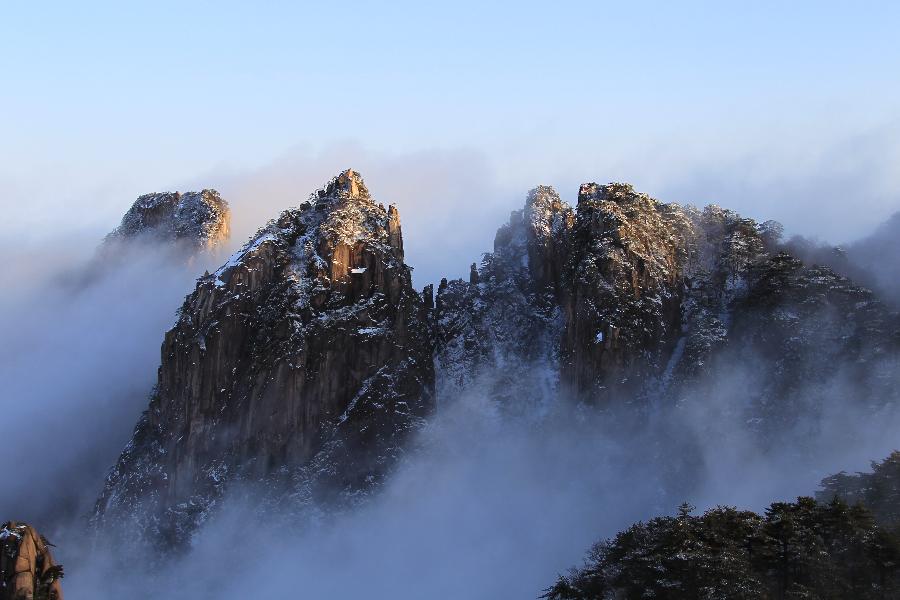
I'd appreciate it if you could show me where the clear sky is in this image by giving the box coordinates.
[3,1,900,281]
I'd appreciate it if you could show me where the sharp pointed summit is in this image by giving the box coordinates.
[317,168,370,202]
[93,170,434,547]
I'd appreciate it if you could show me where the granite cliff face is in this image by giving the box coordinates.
[0,522,63,600]
[94,173,900,549]
[105,189,230,251]
[435,183,697,405]
[94,171,433,544]
[559,183,693,402]
[435,182,900,419]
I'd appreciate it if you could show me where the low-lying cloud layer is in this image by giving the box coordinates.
[62,359,900,599]
[0,239,224,528]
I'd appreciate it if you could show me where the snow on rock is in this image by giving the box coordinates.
[436,179,900,424]
[93,170,433,550]
[106,189,231,250]
[91,170,900,556]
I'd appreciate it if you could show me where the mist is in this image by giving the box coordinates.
[0,237,224,529]
[15,124,898,290]
[59,345,900,599]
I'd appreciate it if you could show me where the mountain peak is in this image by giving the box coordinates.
[315,169,370,202]
[107,188,230,249]
[94,173,433,546]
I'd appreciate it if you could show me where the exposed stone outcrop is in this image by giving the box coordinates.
[92,171,900,552]
[436,181,900,419]
[433,188,571,411]
[93,170,433,545]
[560,183,693,402]
[105,189,230,250]
[0,522,63,600]
[666,205,767,384]
[523,185,573,295]
[435,182,694,405]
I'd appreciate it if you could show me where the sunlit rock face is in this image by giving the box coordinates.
[105,189,231,251]
[0,521,64,600]
[93,170,434,545]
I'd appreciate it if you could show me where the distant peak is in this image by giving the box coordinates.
[107,188,230,249]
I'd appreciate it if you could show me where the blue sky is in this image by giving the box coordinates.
[3,1,900,281]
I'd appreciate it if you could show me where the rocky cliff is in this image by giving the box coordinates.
[94,173,900,548]
[435,183,716,406]
[432,186,570,412]
[0,522,63,600]
[93,170,433,545]
[105,189,230,251]
[435,182,900,420]
[559,183,694,402]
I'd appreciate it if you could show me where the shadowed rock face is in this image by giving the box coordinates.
[0,522,63,600]
[436,182,900,414]
[432,186,572,412]
[435,182,696,405]
[93,170,433,545]
[560,183,694,402]
[105,189,230,250]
